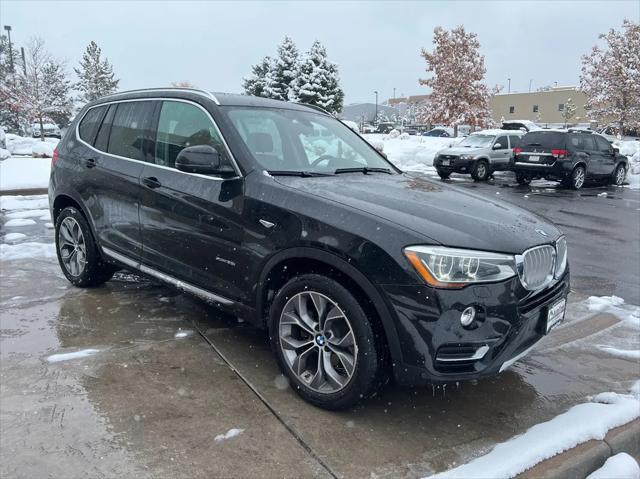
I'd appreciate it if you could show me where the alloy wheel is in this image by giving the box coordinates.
[476,162,487,179]
[615,166,625,185]
[279,291,357,393]
[58,217,87,277]
[574,167,585,189]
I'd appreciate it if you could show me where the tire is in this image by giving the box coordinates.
[516,173,531,185]
[55,206,117,287]
[611,163,626,186]
[268,274,385,410]
[437,169,450,180]
[567,165,586,190]
[471,160,489,181]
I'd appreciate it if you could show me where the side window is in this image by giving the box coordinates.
[495,136,508,149]
[94,105,116,152]
[155,101,223,168]
[78,106,107,144]
[227,110,284,170]
[595,136,612,152]
[582,135,596,151]
[568,134,584,150]
[107,101,155,161]
[508,136,521,148]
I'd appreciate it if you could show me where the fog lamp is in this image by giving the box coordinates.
[461,306,476,327]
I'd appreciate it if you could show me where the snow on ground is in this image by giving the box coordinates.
[214,428,244,442]
[426,382,640,479]
[46,349,101,363]
[0,195,50,211]
[0,242,56,260]
[5,133,59,157]
[585,295,640,327]
[586,453,640,479]
[0,156,52,191]
[1,195,54,261]
[4,218,37,227]
[615,140,640,190]
[363,133,460,173]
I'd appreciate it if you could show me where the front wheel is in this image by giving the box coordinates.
[611,163,626,186]
[471,160,490,181]
[436,169,450,180]
[269,274,385,410]
[55,207,117,287]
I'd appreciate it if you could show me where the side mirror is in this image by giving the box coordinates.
[493,143,503,149]
[175,145,234,176]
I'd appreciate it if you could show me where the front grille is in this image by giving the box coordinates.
[519,245,556,290]
[440,155,458,161]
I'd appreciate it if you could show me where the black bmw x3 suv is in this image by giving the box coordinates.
[49,88,570,409]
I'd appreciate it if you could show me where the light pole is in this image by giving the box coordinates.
[3,25,14,73]
[507,78,511,94]
[374,90,378,126]
[529,79,533,93]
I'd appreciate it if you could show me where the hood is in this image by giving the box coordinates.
[439,146,485,156]
[274,173,561,254]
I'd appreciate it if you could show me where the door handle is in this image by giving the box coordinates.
[84,158,97,168]
[142,176,161,189]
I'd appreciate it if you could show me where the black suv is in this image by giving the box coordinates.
[49,88,570,409]
[513,130,628,189]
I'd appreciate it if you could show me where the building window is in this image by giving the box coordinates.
[558,103,565,111]
[533,105,539,113]
[509,106,515,114]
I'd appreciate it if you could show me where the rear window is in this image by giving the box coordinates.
[78,106,107,144]
[107,101,155,161]
[520,131,565,148]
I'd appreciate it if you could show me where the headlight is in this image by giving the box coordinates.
[404,246,518,288]
[554,236,568,278]
[459,154,475,160]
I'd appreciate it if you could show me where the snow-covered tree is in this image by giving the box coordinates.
[580,20,640,134]
[74,41,119,103]
[170,80,196,88]
[0,37,73,139]
[295,41,344,114]
[418,26,496,136]
[268,37,300,101]
[0,34,24,132]
[242,56,274,97]
[562,98,577,127]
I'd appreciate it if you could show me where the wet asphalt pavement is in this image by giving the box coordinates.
[1,174,639,478]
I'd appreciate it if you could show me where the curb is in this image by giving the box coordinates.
[517,419,640,478]
[0,188,48,196]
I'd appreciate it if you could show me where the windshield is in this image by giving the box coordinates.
[459,135,493,147]
[223,107,395,174]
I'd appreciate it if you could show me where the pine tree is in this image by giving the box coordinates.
[269,37,300,101]
[418,26,495,136]
[295,41,344,114]
[579,20,640,134]
[74,41,119,103]
[0,37,73,140]
[0,34,24,132]
[242,56,274,97]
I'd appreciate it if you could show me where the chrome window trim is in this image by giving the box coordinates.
[100,87,220,105]
[75,97,242,180]
[102,247,234,306]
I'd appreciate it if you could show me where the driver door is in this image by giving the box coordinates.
[491,135,511,167]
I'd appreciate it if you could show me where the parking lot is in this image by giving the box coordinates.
[1,175,639,478]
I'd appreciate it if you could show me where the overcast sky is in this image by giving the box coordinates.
[2,0,639,104]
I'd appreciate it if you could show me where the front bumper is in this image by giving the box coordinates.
[434,156,474,173]
[381,271,570,386]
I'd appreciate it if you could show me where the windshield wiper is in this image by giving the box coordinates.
[334,167,392,175]
[267,170,333,177]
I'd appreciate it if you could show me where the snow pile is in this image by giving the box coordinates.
[47,349,100,363]
[0,148,10,160]
[214,428,244,443]
[32,141,56,158]
[5,133,59,157]
[586,295,640,327]
[0,242,56,260]
[586,453,640,479]
[0,194,50,211]
[426,383,640,479]
[363,133,460,173]
[0,157,52,191]
[615,140,640,189]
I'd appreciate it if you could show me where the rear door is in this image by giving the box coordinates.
[77,100,157,258]
[138,99,246,302]
[581,135,605,176]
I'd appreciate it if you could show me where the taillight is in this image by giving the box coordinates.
[513,147,523,155]
[551,149,568,159]
[51,148,59,168]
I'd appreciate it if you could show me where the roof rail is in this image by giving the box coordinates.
[295,102,332,116]
[99,87,219,105]
[568,128,592,134]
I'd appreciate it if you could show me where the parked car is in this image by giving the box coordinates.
[502,120,540,133]
[375,122,394,134]
[513,130,628,189]
[434,130,523,181]
[423,127,453,137]
[31,122,62,138]
[361,124,376,134]
[404,128,418,136]
[50,88,569,410]
[340,120,360,133]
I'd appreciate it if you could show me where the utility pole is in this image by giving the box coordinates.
[393,87,396,100]
[374,90,378,126]
[3,25,14,73]
[507,78,511,94]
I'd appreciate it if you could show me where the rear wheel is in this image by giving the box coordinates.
[436,169,450,180]
[611,163,626,186]
[567,165,586,190]
[55,207,117,287]
[471,160,489,181]
[269,274,385,410]
[515,173,531,185]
